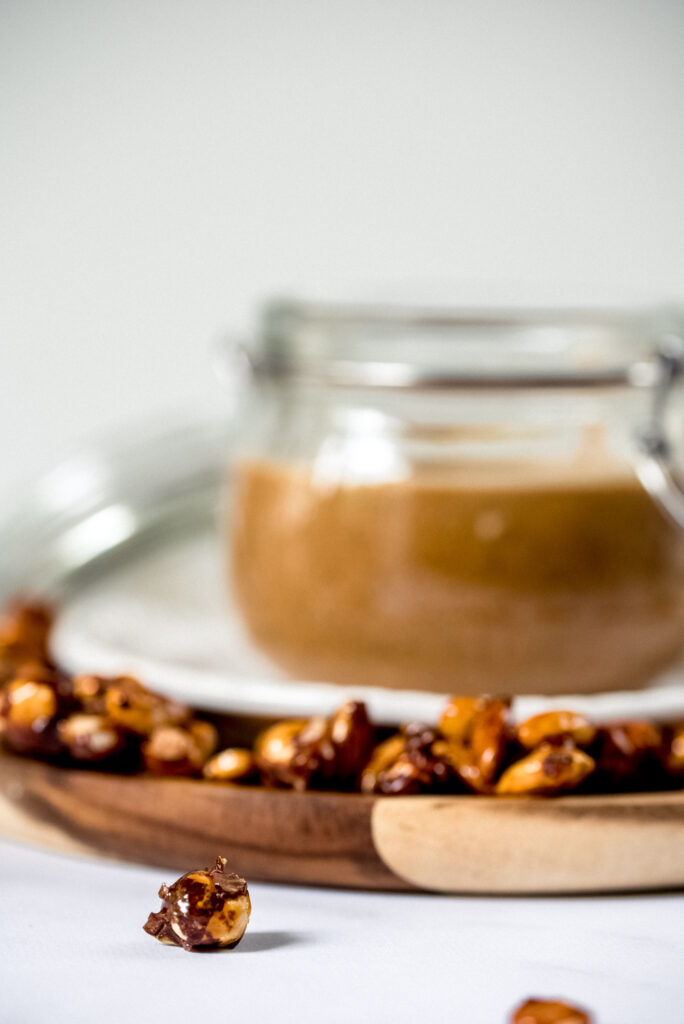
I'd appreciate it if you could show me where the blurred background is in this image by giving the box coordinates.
[2,0,684,505]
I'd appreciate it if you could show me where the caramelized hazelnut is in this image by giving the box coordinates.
[57,714,125,762]
[517,710,596,750]
[105,677,189,736]
[663,723,684,776]
[430,739,492,794]
[511,997,591,1023]
[143,857,250,952]
[3,678,57,726]
[593,721,662,788]
[255,702,374,791]
[0,600,53,665]
[360,734,406,793]
[203,747,257,783]
[469,697,511,783]
[327,701,374,778]
[0,677,63,755]
[496,743,595,796]
[72,674,110,714]
[364,725,458,795]
[254,719,307,786]
[439,696,479,743]
[372,748,453,795]
[142,720,217,776]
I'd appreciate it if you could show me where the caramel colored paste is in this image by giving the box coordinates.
[230,456,684,695]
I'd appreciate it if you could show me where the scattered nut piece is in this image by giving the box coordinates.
[203,747,256,783]
[517,711,596,750]
[143,856,251,952]
[511,997,591,1023]
[496,743,595,796]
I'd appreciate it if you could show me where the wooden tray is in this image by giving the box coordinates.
[2,750,683,894]
[4,422,684,894]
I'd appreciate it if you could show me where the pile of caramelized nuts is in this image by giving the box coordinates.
[1,600,683,797]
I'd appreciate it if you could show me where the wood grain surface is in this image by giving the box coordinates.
[1,751,683,893]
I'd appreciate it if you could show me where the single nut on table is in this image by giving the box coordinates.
[496,743,595,796]
[516,711,596,750]
[203,747,257,783]
[0,677,63,755]
[143,857,251,952]
[104,676,189,736]
[511,997,591,1023]
[57,714,126,762]
[142,720,217,776]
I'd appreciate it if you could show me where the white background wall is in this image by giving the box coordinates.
[2,0,684,501]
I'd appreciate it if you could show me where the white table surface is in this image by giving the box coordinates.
[1,837,682,1024]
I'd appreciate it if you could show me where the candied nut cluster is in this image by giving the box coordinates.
[254,700,374,791]
[1,601,684,801]
[144,857,251,952]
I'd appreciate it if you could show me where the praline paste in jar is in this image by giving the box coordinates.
[230,452,684,695]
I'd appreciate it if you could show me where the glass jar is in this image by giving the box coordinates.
[221,299,684,697]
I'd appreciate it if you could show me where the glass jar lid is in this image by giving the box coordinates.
[251,298,683,389]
